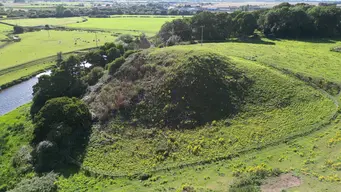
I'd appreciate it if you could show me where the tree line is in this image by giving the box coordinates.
[0,3,195,18]
[158,3,341,45]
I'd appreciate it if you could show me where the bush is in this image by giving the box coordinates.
[109,57,125,75]
[123,50,137,58]
[12,145,33,174]
[166,35,181,46]
[8,172,58,192]
[86,67,104,85]
[13,26,24,34]
[133,53,250,128]
[32,141,58,172]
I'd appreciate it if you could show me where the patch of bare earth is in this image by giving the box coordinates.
[261,173,301,192]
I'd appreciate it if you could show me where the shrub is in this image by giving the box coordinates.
[13,26,24,34]
[166,35,181,46]
[86,67,104,85]
[123,50,137,58]
[8,172,58,192]
[31,141,58,172]
[12,145,33,174]
[109,57,125,75]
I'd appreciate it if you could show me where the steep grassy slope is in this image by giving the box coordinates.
[80,47,335,177]
[0,104,34,191]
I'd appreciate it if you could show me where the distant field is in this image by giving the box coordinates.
[0,30,113,71]
[0,24,12,41]
[2,17,84,26]
[67,17,175,35]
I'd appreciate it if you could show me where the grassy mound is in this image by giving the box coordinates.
[82,47,335,175]
[89,51,250,128]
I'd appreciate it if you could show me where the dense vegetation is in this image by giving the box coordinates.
[158,3,341,45]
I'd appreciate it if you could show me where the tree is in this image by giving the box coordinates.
[55,5,65,17]
[261,7,314,38]
[166,35,181,46]
[84,50,106,67]
[307,6,341,37]
[0,3,4,6]
[13,0,25,3]
[13,26,24,34]
[32,97,91,171]
[106,47,121,62]
[30,55,87,116]
[158,18,192,44]
[233,12,257,37]
[191,12,223,41]
[63,9,74,17]
[86,66,104,85]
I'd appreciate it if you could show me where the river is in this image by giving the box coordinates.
[0,71,51,116]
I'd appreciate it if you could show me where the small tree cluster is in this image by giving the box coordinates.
[32,97,91,172]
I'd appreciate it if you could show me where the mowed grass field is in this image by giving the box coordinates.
[67,17,176,35]
[2,17,84,26]
[0,30,112,71]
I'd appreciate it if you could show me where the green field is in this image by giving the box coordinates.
[0,23,12,41]
[0,30,112,70]
[67,17,175,35]
[2,17,85,26]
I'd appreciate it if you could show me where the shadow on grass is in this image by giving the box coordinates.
[222,35,276,45]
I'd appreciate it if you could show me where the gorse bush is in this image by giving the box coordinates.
[87,51,251,128]
[8,172,58,192]
[109,57,126,75]
[86,67,104,86]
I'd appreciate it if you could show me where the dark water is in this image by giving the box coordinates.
[0,71,51,116]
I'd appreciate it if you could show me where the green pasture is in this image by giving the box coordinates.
[2,17,84,26]
[0,30,113,71]
[67,17,175,35]
[194,39,341,84]
[0,61,54,86]
[0,23,12,41]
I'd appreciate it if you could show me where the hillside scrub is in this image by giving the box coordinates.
[86,50,251,128]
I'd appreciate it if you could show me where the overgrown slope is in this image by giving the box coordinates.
[81,47,335,176]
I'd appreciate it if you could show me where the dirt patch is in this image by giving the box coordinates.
[261,173,301,192]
